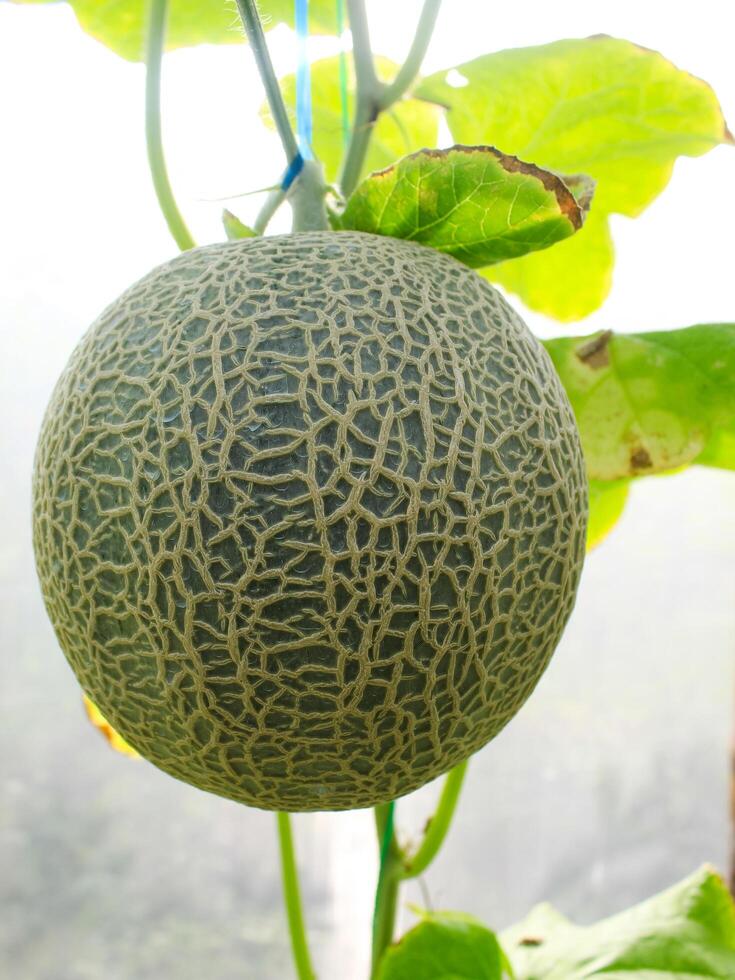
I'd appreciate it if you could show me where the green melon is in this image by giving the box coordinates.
[33,231,587,811]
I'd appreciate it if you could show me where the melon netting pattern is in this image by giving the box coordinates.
[33,232,587,810]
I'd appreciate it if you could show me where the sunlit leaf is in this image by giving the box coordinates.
[543,323,735,479]
[697,430,735,470]
[14,0,339,62]
[272,56,440,184]
[335,146,592,266]
[502,865,735,978]
[418,37,731,320]
[376,912,507,980]
[586,479,629,550]
[487,209,613,323]
[83,694,140,759]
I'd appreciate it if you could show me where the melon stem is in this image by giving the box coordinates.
[235,0,301,169]
[289,159,329,232]
[370,759,469,975]
[402,758,468,879]
[276,812,316,980]
[144,0,196,251]
[339,0,443,198]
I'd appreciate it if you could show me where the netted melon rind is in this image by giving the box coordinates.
[33,232,587,811]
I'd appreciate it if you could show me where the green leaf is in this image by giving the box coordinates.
[271,56,440,185]
[334,146,593,267]
[418,37,731,320]
[487,209,614,323]
[376,912,506,980]
[502,865,735,978]
[543,323,735,479]
[587,479,629,551]
[221,209,257,241]
[14,0,339,62]
[697,430,735,470]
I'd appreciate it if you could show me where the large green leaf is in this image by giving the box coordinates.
[376,912,507,980]
[502,865,735,978]
[14,0,339,62]
[544,323,735,479]
[418,37,731,320]
[697,430,735,471]
[334,146,593,266]
[272,56,440,185]
[488,208,614,323]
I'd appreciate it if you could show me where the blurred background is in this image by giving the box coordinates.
[1,1,734,977]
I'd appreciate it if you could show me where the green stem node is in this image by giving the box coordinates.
[370,760,468,976]
[339,0,442,197]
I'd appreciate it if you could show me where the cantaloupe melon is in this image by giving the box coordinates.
[33,232,587,811]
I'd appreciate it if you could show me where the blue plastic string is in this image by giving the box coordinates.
[295,0,313,159]
[281,151,305,191]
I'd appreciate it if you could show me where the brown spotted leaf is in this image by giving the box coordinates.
[544,324,735,479]
[334,146,593,267]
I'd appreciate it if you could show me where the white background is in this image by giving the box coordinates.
[1,3,734,978]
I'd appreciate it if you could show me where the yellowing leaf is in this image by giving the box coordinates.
[486,208,613,323]
[335,146,593,267]
[83,694,140,759]
[587,479,629,550]
[544,323,735,479]
[418,37,731,320]
[14,0,339,62]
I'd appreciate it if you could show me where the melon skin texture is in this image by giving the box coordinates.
[33,232,587,811]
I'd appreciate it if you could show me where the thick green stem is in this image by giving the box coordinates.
[374,803,402,862]
[235,0,300,167]
[289,159,329,232]
[276,812,316,980]
[144,0,195,251]
[339,0,442,197]
[371,853,401,979]
[370,760,468,975]
[346,0,380,94]
[339,0,383,198]
[339,97,381,199]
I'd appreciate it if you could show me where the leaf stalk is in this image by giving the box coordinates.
[276,812,317,980]
[234,0,300,168]
[144,0,196,250]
